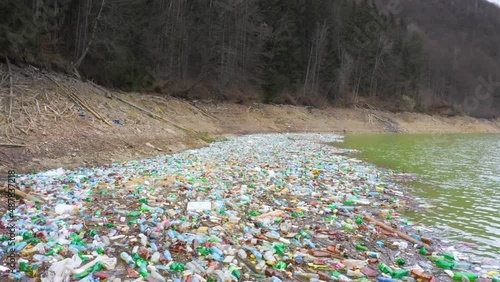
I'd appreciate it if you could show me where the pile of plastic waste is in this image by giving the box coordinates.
[1,134,499,281]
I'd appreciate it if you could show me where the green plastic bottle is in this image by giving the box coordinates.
[395,257,406,266]
[140,204,151,212]
[435,260,455,269]
[73,269,91,279]
[127,211,141,217]
[391,269,409,279]
[139,266,150,277]
[378,263,392,274]
[443,253,455,261]
[452,272,478,281]
[419,246,428,255]
[273,261,287,270]
[343,223,355,231]
[78,252,91,263]
[20,231,34,240]
[19,261,32,272]
[45,245,63,256]
[170,262,185,271]
[299,230,312,239]
[196,246,212,256]
[229,265,241,279]
[355,244,369,251]
[274,244,287,255]
[355,215,363,225]
[92,262,103,272]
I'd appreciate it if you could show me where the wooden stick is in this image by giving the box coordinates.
[112,93,189,131]
[0,143,26,147]
[87,80,190,130]
[45,75,113,126]
[0,186,45,203]
[363,216,434,252]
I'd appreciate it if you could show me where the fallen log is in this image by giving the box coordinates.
[363,215,434,252]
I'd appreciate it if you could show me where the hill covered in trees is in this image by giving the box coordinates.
[1,0,499,117]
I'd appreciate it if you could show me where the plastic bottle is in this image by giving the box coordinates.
[149,268,166,282]
[248,247,263,260]
[376,277,398,282]
[237,249,247,259]
[151,252,160,263]
[170,262,185,271]
[395,257,406,265]
[442,253,455,260]
[378,263,392,274]
[452,262,472,270]
[210,246,224,261]
[303,238,316,248]
[419,246,428,255]
[120,252,134,265]
[356,243,369,251]
[295,272,320,279]
[435,260,455,269]
[163,249,172,261]
[391,269,409,279]
[298,230,312,239]
[364,251,380,258]
[138,265,150,277]
[228,264,241,279]
[138,234,148,246]
[265,231,281,239]
[127,211,141,217]
[452,272,478,281]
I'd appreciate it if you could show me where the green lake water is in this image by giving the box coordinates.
[338,133,500,259]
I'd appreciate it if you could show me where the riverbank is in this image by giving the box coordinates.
[4,134,499,281]
[0,69,499,173]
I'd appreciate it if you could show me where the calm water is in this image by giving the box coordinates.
[339,133,500,259]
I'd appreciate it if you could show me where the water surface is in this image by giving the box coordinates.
[338,133,500,259]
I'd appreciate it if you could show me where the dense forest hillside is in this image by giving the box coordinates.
[1,0,499,117]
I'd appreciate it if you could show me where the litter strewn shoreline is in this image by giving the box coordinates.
[1,134,499,281]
